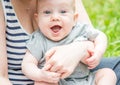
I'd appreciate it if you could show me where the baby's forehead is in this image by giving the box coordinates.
[37,0,75,13]
[38,0,74,8]
[38,0,74,4]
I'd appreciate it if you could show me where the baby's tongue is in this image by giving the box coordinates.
[51,25,61,33]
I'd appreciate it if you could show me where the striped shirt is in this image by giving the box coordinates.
[2,0,33,84]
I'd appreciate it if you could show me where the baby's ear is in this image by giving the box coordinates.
[74,12,79,23]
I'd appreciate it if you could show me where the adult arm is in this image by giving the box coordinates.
[0,1,12,85]
[75,0,93,27]
[44,41,93,78]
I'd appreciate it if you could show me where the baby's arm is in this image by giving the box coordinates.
[82,31,107,69]
[22,50,60,83]
[89,31,107,69]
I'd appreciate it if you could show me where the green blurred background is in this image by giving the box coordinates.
[83,0,120,57]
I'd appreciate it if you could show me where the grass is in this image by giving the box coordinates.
[83,0,120,57]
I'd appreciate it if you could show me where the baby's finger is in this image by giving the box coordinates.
[57,69,72,79]
[50,77,60,83]
[42,64,52,71]
[88,64,96,69]
[46,77,60,83]
[86,56,95,63]
[50,64,63,72]
[60,72,70,79]
[88,61,98,69]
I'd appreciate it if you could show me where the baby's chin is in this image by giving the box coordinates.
[48,36,66,42]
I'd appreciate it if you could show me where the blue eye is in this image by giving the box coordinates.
[43,10,51,14]
[60,10,67,13]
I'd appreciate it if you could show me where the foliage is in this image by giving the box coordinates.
[83,0,120,57]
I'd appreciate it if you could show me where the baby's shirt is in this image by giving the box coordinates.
[26,23,100,78]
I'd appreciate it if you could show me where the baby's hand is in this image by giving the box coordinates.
[34,81,58,85]
[81,51,100,69]
[86,43,103,69]
[86,54,101,69]
[39,69,60,83]
[81,41,101,69]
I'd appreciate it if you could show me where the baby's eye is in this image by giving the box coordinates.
[60,10,67,13]
[43,10,51,14]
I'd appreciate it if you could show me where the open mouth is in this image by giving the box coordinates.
[50,25,62,33]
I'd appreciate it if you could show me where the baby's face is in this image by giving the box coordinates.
[36,0,77,41]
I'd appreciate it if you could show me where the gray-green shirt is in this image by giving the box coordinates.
[26,23,100,78]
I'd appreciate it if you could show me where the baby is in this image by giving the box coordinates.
[22,0,116,85]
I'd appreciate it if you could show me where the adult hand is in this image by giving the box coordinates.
[44,42,89,78]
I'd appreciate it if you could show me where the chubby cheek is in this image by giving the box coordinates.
[40,28,50,37]
[64,17,75,26]
[37,22,49,35]
[64,20,75,32]
[61,27,72,39]
[38,20,47,27]
[65,26,73,35]
[38,20,49,30]
[38,16,49,26]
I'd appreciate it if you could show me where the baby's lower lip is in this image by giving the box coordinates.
[50,25,62,33]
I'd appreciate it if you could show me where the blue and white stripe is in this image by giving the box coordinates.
[2,0,33,84]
